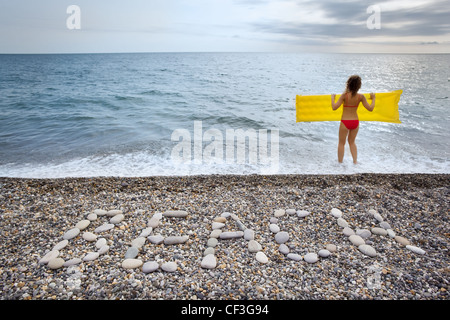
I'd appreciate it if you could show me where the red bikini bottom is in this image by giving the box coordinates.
[341,120,359,130]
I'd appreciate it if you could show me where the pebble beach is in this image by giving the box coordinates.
[0,173,448,301]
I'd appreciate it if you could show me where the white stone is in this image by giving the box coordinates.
[163,210,188,218]
[75,220,90,231]
[221,212,231,218]
[326,244,337,252]
[98,245,109,255]
[343,227,355,236]
[318,249,331,257]
[63,228,80,240]
[142,261,159,273]
[63,258,82,267]
[406,245,425,255]
[139,227,153,237]
[107,209,122,217]
[279,244,290,254]
[39,250,59,264]
[148,234,164,244]
[349,235,365,246]
[83,252,99,261]
[387,229,396,238]
[131,237,146,249]
[304,253,318,263]
[122,259,143,269]
[110,214,125,224]
[87,213,97,221]
[275,232,289,244]
[161,261,177,272]
[286,209,296,215]
[371,227,388,236]
[256,251,269,264]
[212,222,225,230]
[207,238,218,247]
[48,258,65,269]
[287,253,302,261]
[210,229,222,238]
[153,212,163,220]
[220,231,244,239]
[52,240,69,251]
[148,217,160,228]
[274,209,285,217]
[337,218,349,228]
[331,208,342,218]
[201,254,217,269]
[373,213,384,222]
[248,240,262,253]
[203,247,215,256]
[94,224,114,233]
[269,224,280,233]
[164,235,189,245]
[244,229,255,241]
[368,209,377,216]
[93,209,107,216]
[358,244,377,257]
[297,210,310,218]
[82,231,97,242]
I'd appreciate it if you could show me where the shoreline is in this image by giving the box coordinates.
[1,173,448,300]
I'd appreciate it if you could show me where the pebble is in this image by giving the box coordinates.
[358,244,377,257]
[63,258,82,267]
[148,217,160,228]
[107,209,123,216]
[164,235,189,245]
[373,213,384,222]
[48,258,65,269]
[75,220,90,231]
[337,218,349,228]
[110,214,125,224]
[326,244,337,252]
[122,259,143,269]
[244,229,255,241]
[279,244,290,254]
[255,252,269,264]
[142,261,159,273]
[349,235,365,246]
[53,240,69,251]
[161,261,177,272]
[372,227,388,236]
[98,245,109,255]
[287,253,302,261]
[93,209,107,216]
[210,229,222,238]
[331,208,342,218]
[297,210,310,218]
[304,253,318,264]
[63,228,80,240]
[387,229,396,238]
[275,232,289,244]
[380,221,391,229]
[213,217,226,223]
[274,209,285,217]
[318,249,331,258]
[406,245,426,255]
[207,238,218,247]
[203,247,215,256]
[82,232,97,242]
[220,231,244,239]
[343,227,355,236]
[269,224,280,233]
[125,247,139,259]
[95,224,114,233]
[139,227,153,237]
[248,240,262,253]
[87,213,97,221]
[356,229,371,239]
[148,234,164,244]
[83,252,99,261]
[212,222,225,230]
[286,209,296,215]
[201,254,217,269]
[395,236,411,246]
[163,210,188,218]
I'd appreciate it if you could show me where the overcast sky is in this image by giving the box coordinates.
[0,0,449,53]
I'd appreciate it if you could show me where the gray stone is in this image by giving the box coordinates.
[107,209,123,217]
[125,247,139,259]
[53,240,69,251]
[248,240,262,253]
[83,252,99,261]
[39,250,59,264]
[148,217,160,228]
[98,245,109,255]
[63,228,80,240]
[287,253,302,261]
[318,249,331,257]
[331,208,342,218]
[279,244,290,254]
[256,252,269,264]
[212,222,225,230]
[220,231,244,239]
[236,220,247,231]
[93,209,107,216]
[82,231,97,242]
[244,229,255,241]
[139,227,153,237]
[337,218,349,228]
[94,224,114,233]
[304,253,318,263]
[269,224,280,233]
[380,221,391,229]
[48,258,65,269]
[164,235,189,245]
[297,210,310,218]
[87,213,97,221]
[210,229,222,238]
[343,227,355,236]
[148,234,164,244]
[387,229,396,238]
[371,227,388,236]
[201,254,217,269]
[110,214,125,224]
[75,220,90,231]
[163,210,188,218]
[203,247,215,256]
[161,261,177,272]
[63,258,82,267]
[326,244,337,252]
[373,213,384,222]
[131,237,146,249]
[349,235,365,246]
[356,229,372,239]
[95,238,107,249]
[358,244,377,257]
[286,209,296,215]
[406,245,425,255]
[142,261,159,273]
[122,259,143,269]
[207,238,218,247]
[274,209,285,217]
[275,231,289,244]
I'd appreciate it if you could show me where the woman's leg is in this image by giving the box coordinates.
[338,122,348,163]
[347,126,359,164]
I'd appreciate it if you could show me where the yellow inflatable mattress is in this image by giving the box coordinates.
[296,90,402,123]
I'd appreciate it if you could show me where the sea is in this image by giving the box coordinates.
[0,52,449,178]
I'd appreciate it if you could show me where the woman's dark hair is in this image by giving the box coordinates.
[346,75,361,96]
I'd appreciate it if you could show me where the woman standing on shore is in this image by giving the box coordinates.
[331,75,375,164]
